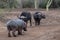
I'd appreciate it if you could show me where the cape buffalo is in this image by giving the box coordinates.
[18,11,32,26]
[33,12,46,26]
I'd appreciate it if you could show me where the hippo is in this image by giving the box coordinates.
[6,19,27,37]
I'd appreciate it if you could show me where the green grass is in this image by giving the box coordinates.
[0,9,6,17]
[0,9,5,12]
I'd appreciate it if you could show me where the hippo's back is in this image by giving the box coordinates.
[7,19,25,28]
[13,19,25,27]
[7,20,18,30]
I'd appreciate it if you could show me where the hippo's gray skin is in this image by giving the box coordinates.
[33,12,46,26]
[6,19,27,37]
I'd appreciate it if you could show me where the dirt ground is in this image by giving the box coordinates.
[0,9,60,40]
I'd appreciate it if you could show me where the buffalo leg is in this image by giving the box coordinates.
[30,19,32,26]
[38,20,40,25]
[35,19,38,26]
[35,21,37,26]
[26,21,28,27]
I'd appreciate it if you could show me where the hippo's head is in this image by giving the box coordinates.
[23,22,27,31]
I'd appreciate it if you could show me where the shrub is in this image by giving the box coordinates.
[22,0,34,8]
[39,0,48,8]
[0,0,19,8]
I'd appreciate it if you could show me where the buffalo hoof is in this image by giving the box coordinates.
[8,35,11,37]
[18,32,22,35]
[24,29,27,31]
[13,35,17,37]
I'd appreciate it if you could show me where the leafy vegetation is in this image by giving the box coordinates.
[0,0,60,8]
[22,0,34,8]
[0,0,19,8]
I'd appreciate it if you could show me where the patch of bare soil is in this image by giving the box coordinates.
[0,9,60,40]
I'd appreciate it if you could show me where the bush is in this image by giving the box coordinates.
[39,0,60,8]
[22,0,34,8]
[39,0,48,8]
[57,0,60,7]
[0,0,19,8]
[49,0,58,8]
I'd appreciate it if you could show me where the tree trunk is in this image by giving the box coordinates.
[17,0,22,8]
[46,0,52,11]
[34,0,38,9]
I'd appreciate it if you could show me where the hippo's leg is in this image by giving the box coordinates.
[7,25,11,37]
[23,23,27,31]
[18,27,22,35]
[23,27,27,31]
[8,30,11,37]
[12,29,16,37]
